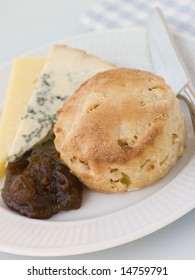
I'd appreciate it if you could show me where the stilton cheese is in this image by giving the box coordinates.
[8,45,115,162]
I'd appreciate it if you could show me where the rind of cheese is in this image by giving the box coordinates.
[8,44,116,163]
[0,57,45,177]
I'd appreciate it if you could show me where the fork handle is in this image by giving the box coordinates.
[178,83,195,133]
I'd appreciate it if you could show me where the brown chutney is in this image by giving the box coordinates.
[1,149,83,219]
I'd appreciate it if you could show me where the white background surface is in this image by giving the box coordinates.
[0,0,194,260]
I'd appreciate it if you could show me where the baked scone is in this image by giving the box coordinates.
[54,68,186,193]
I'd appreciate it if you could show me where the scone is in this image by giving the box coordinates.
[54,68,186,193]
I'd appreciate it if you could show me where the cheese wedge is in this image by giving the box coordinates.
[0,57,45,177]
[8,44,115,163]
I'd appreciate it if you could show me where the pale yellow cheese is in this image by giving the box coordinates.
[0,57,45,177]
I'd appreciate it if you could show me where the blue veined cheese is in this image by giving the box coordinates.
[8,44,115,162]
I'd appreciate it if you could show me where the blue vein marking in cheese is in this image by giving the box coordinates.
[7,44,115,162]
[7,70,67,162]
[21,72,66,144]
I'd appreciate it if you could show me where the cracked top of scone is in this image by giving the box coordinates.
[54,68,186,193]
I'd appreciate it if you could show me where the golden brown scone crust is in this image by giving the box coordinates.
[54,68,186,193]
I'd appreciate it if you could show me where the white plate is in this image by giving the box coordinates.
[0,27,195,257]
